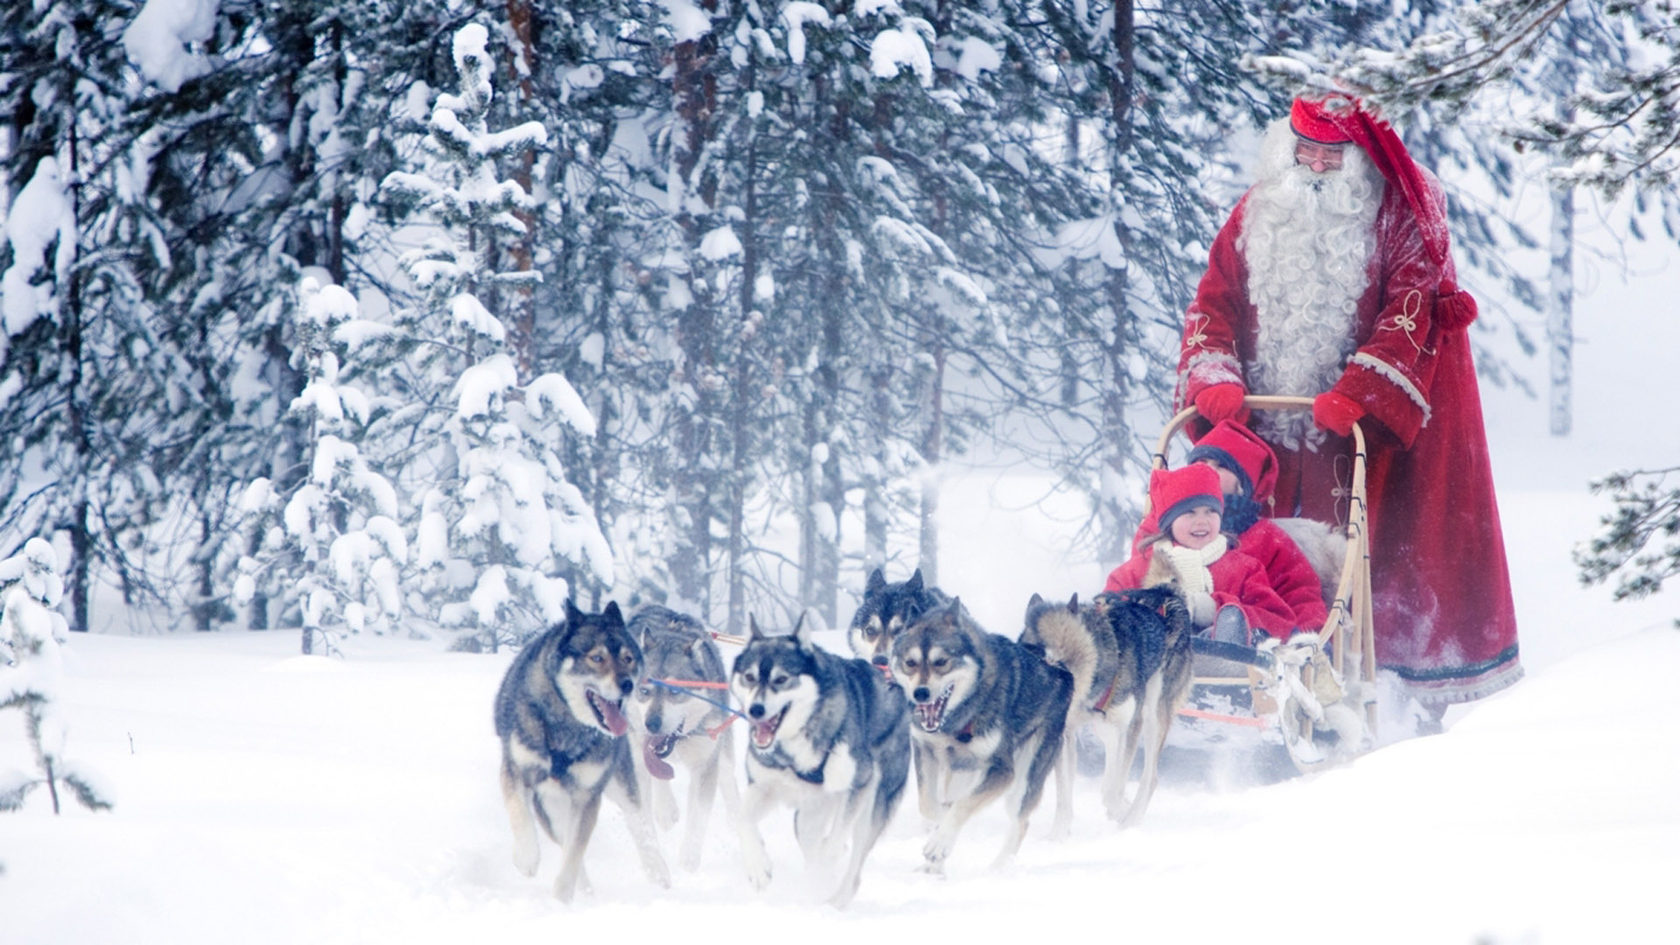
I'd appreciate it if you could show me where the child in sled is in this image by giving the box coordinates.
[1130,419,1328,635]
[1105,463,1295,646]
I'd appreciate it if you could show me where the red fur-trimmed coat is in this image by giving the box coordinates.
[1103,542,1297,641]
[1176,177,1522,704]
[1129,517,1327,634]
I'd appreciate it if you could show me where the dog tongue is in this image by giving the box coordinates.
[643,739,676,780]
[596,696,629,736]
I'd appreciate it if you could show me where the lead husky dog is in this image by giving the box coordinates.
[848,567,949,669]
[890,598,1072,873]
[730,614,910,907]
[494,600,671,901]
[1020,588,1193,829]
[625,604,741,871]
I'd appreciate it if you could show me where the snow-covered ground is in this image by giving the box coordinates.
[6,200,1679,945]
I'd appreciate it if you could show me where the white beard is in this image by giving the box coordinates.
[1239,120,1383,450]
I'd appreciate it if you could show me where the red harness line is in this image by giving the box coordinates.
[1175,706,1268,728]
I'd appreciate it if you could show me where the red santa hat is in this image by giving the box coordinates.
[1149,464,1224,538]
[1288,93,1477,330]
[1185,419,1278,503]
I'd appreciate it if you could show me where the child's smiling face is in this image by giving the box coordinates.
[1169,505,1223,550]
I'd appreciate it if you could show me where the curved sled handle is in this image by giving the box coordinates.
[1152,395,1365,468]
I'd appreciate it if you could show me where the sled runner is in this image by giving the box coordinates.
[1152,396,1379,772]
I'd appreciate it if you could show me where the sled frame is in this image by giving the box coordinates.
[1152,396,1379,772]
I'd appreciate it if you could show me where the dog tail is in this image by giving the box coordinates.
[1028,603,1101,713]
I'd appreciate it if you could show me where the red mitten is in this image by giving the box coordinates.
[1312,391,1365,436]
[1194,383,1249,423]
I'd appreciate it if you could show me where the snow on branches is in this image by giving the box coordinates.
[1,539,112,814]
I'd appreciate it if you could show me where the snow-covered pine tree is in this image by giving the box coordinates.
[0,0,179,632]
[375,22,610,650]
[510,1,679,613]
[0,538,112,814]
[235,279,406,655]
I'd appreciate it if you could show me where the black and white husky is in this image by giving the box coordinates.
[890,598,1072,873]
[625,604,741,871]
[847,567,950,670]
[493,600,670,901]
[729,614,911,907]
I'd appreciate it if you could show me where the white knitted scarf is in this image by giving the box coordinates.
[1156,536,1228,597]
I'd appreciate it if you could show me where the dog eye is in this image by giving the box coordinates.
[771,674,789,688]
[742,672,757,685]
[589,653,606,665]
[932,658,949,671]
[863,626,878,640]
[903,658,920,671]
[638,685,653,698]
[667,688,687,700]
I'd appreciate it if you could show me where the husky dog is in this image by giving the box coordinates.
[494,600,671,901]
[625,604,741,871]
[890,598,1072,873]
[848,567,949,669]
[730,614,910,907]
[1020,588,1193,829]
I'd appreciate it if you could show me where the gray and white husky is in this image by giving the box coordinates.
[890,598,1072,873]
[625,604,741,871]
[1020,588,1193,830]
[493,600,671,901]
[729,614,911,907]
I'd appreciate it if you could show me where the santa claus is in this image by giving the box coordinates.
[1176,94,1521,717]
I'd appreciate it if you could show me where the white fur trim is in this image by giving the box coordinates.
[1184,349,1244,388]
[1350,352,1431,425]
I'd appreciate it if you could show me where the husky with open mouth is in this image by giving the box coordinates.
[890,597,1072,874]
[729,614,910,907]
[625,604,742,871]
[493,599,670,901]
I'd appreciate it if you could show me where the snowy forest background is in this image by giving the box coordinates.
[2,0,1677,662]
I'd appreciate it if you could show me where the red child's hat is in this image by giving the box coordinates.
[1149,464,1223,537]
[1186,419,1279,504]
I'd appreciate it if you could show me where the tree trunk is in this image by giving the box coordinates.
[1098,0,1139,565]
[918,338,944,587]
[1547,183,1574,437]
[505,0,538,377]
[669,18,720,615]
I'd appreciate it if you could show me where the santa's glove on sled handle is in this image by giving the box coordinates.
[1195,383,1249,424]
[1312,391,1365,437]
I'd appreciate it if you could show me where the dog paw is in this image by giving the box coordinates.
[678,841,703,872]
[511,840,540,877]
[743,855,772,891]
[922,830,955,867]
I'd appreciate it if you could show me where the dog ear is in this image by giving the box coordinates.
[749,615,765,641]
[564,597,583,627]
[602,600,624,627]
[1066,593,1080,615]
[866,568,886,595]
[792,611,814,649]
[907,569,924,594]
